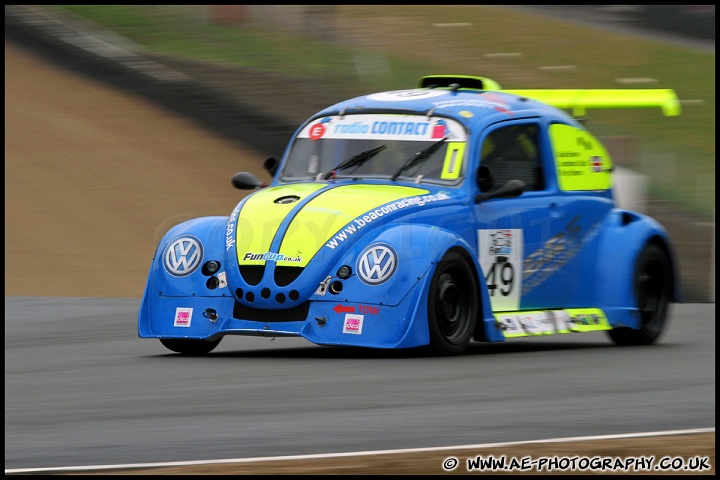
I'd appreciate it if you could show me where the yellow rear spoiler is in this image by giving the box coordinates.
[502,89,681,117]
[417,75,681,117]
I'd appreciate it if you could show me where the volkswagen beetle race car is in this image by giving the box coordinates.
[139,74,682,356]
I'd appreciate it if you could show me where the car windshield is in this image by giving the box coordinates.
[279,114,467,185]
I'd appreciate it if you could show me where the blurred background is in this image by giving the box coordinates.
[5,5,715,301]
[8,5,714,215]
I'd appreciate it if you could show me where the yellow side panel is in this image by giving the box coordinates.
[549,124,613,191]
[497,308,611,338]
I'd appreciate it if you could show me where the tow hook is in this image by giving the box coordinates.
[204,308,218,322]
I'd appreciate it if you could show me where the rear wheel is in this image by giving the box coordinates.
[427,250,478,356]
[160,338,222,355]
[608,243,671,346]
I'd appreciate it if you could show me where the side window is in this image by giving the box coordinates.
[549,123,613,191]
[480,124,544,192]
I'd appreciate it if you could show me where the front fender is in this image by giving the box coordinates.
[145,216,229,297]
[303,223,481,349]
[139,216,230,338]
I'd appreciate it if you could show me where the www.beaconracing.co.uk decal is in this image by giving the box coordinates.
[325,192,451,250]
[225,202,241,251]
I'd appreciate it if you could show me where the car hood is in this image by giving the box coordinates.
[228,182,451,267]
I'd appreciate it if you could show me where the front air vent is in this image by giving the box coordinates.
[417,75,501,91]
[239,265,265,285]
[274,266,304,286]
[274,195,300,204]
[233,301,310,322]
[621,211,640,225]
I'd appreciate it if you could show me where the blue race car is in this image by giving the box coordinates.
[138,75,682,356]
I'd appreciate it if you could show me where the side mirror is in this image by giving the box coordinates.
[231,171,265,190]
[477,165,494,192]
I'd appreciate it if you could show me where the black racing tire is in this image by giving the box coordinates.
[427,250,479,356]
[608,243,672,346]
[160,337,222,355]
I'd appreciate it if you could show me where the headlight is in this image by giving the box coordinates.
[336,265,352,279]
[203,260,221,275]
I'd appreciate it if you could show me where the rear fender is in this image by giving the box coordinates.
[139,216,231,338]
[594,209,680,328]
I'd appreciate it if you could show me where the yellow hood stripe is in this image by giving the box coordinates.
[235,183,428,266]
[279,184,427,265]
[235,183,325,264]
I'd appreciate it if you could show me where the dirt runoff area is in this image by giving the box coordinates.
[4,41,268,299]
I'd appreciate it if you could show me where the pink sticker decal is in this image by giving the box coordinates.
[174,307,193,327]
[343,314,364,335]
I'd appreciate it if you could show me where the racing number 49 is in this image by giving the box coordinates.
[486,256,514,296]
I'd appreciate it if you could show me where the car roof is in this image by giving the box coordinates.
[308,75,680,131]
[314,88,572,130]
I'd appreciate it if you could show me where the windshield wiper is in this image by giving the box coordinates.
[390,137,447,181]
[322,144,387,180]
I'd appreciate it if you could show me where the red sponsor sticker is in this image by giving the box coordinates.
[309,123,326,140]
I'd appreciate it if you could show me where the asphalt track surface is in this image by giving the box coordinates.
[4,9,715,475]
[4,298,716,474]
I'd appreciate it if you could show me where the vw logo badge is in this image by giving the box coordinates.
[357,243,398,285]
[163,235,203,277]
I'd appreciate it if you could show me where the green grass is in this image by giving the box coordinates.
[56,5,715,219]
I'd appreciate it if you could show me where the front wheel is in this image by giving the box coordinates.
[160,337,222,355]
[608,243,672,346]
[427,250,479,356]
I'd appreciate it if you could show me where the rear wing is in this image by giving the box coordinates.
[417,75,681,117]
[502,89,681,117]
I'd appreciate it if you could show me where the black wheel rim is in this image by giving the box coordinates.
[637,253,669,335]
[435,267,471,343]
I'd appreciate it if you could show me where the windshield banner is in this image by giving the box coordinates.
[300,114,467,142]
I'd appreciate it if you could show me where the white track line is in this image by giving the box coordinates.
[5,427,715,474]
